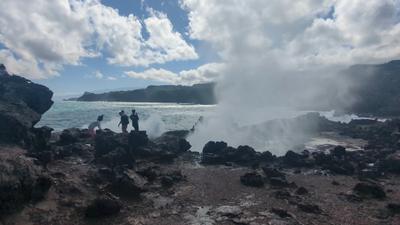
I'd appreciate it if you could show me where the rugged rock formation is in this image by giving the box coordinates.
[0,65,53,146]
[0,149,51,215]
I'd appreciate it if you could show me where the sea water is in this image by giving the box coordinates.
[37,101,382,152]
[36,101,216,138]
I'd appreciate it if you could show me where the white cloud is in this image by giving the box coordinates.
[125,63,224,85]
[181,0,400,67]
[0,0,197,79]
[94,70,104,79]
[107,76,117,81]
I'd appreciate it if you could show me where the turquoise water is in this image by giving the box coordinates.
[37,101,215,137]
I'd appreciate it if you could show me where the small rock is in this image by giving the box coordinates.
[331,146,346,157]
[353,182,386,199]
[387,203,400,214]
[295,187,308,195]
[240,172,264,187]
[85,196,122,218]
[297,203,322,214]
[332,180,340,186]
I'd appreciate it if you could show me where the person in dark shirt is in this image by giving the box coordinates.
[118,110,129,133]
[130,109,139,131]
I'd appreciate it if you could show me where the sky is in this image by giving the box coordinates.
[1,0,400,97]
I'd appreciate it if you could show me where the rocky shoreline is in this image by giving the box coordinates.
[1,70,400,225]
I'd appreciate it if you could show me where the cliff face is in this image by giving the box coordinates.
[0,65,54,145]
[76,82,217,104]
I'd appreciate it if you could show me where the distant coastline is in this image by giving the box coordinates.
[68,82,217,105]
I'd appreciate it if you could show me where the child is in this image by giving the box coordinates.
[88,115,103,137]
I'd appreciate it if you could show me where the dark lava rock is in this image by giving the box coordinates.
[240,172,264,187]
[30,126,53,151]
[58,128,84,145]
[201,141,229,165]
[381,152,400,174]
[282,150,309,167]
[227,145,258,165]
[129,130,149,149]
[262,167,285,178]
[332,180,340,186]
[85,196,122,218]
[0,150,51,215]
[295,187,309,195]
[297,203,322,214]
[387,203,400,214]
[330,146,346,157]
[98,147,135,168]
[161,171,184,188]
[154,131,191,154]
[259,151,274,162]
[203,141,228,154]
[202,142,260,166]
[95,130,130,158]
[0,70,53,146]
[271,208,292,218]
[109,170,147,197]
[353,182,386,199]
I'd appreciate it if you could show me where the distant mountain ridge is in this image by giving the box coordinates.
[74,82,216,104]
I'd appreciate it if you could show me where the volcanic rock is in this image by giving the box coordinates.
[295,187,309,195]
[353,182,386,199]
[240,172,264,187]
[262,167,286,178]
[387,203,400,214]
[0,149,51,215]
[381,152,400,174]
[85,196,122,218]
[330,146,346,158]
[0,70,53,146]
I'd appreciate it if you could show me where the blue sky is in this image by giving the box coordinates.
[39,0,215,96]
[0,0,218,97]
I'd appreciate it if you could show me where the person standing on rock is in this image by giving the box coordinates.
[130,109,139,131]
[118,110,129,133]
[88,115,103,137]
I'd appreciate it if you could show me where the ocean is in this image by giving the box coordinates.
[37,101,383,152]
[36,101,216,138]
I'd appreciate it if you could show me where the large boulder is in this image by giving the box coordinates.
[240,172,264,187]
[0,67,53,146]
[353,182,386,199]
[95,129,130,158]
[0,149,51,215]
[153,131,191,154]
[201,141,261,166]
